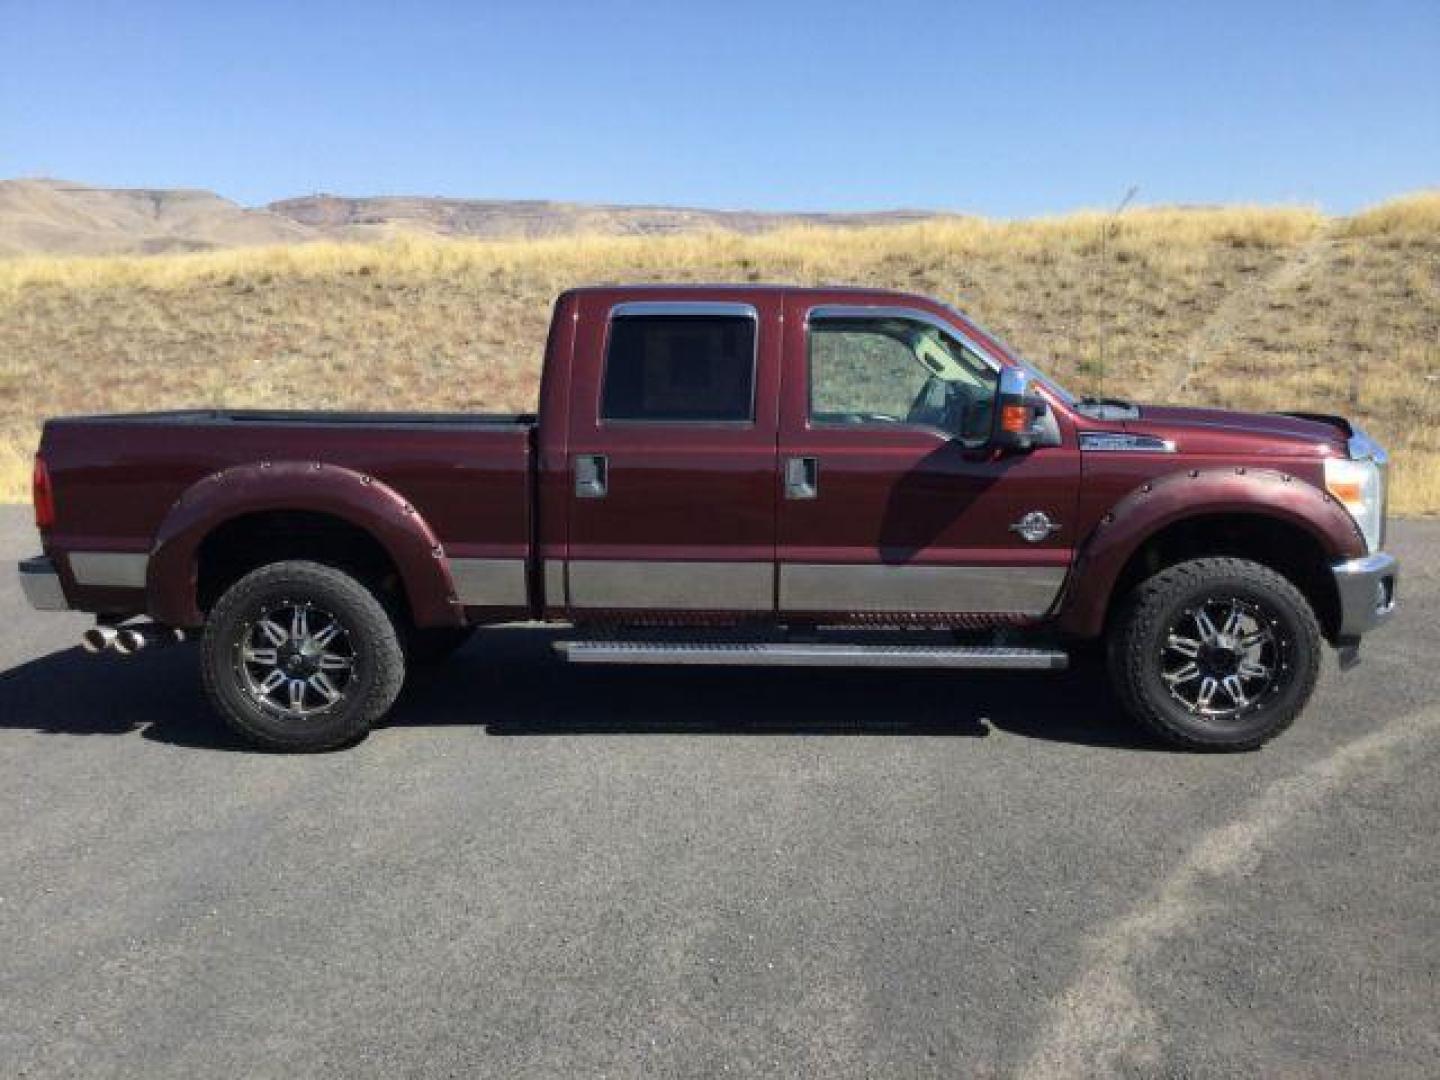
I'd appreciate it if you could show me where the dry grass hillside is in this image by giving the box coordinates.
[0,179,941,256]
[1,192,1437,511]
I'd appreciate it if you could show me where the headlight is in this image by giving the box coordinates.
[1325,454,1384,553]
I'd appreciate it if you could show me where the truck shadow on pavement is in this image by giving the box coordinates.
[0,630,1164,752]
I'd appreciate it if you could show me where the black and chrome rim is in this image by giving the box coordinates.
[1161,597,1289,720]
[235,601,357,719]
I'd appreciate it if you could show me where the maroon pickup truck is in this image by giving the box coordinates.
[19,285,1398,751]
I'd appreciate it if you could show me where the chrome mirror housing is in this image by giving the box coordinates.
[992,367,1057,451]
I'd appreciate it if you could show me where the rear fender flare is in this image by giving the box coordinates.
[1057,466,1365,638]
[147,462,460,628]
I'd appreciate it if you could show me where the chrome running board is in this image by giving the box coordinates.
[555,641,1068,670]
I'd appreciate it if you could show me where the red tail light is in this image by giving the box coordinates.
[33,455,55,529]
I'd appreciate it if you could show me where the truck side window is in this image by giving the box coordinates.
[602,315,756,423]
[808,316,997,444]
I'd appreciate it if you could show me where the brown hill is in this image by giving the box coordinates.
[0,179,310,256]
[267,193,939,242]
[0,179,943,256]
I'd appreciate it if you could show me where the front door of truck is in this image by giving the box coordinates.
[775,296,1080,623]
[562,293,781,617]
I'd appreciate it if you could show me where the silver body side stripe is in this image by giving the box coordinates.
[780,563,1065,615]
[563,560,1067,616]
[449,558,529,607]
[68,552,149,590]
[567,560,773,611]
[543,559,566,607]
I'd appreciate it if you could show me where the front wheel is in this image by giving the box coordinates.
[201,560,407,751]
[1108,557,1322,751]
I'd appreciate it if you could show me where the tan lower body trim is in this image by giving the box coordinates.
[561,559,1067,616]
[780,563,1066,616]
[68,552,149,589]
[543,559,566,607]
[567,560,773,611]
[449,558,528,607]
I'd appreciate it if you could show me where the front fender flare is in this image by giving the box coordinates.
[1057,466,1365,639]
[146,462,460,628]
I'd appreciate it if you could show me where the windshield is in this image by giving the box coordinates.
[938,303,1079,406]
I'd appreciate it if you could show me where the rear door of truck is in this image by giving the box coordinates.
[561,290,782,617]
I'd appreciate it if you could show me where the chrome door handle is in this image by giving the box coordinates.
[784,456,818,499]
[575,454,608,498]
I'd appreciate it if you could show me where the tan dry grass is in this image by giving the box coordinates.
[1337,190,1440,239]
[1,196,1436,512]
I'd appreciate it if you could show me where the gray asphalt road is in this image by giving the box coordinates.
[1,505,1436,1078]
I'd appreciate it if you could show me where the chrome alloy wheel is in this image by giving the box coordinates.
[236,601,357,719]
[1160,597,1288,719]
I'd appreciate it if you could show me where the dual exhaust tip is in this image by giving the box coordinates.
[81,623,187,657]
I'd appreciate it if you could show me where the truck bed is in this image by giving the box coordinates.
[39,409,538,597]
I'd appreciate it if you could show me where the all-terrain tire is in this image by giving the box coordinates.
[201,560,406,751]
[1107,557,1322,751]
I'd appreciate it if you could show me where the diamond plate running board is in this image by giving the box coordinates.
[555,641,1068,670]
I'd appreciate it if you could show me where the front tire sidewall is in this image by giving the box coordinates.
[202,562,406,751]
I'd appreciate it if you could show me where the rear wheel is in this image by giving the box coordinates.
[1108,557,1321,751]
[201,560,406,751]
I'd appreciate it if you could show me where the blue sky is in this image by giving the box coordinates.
[2,0,1436,216]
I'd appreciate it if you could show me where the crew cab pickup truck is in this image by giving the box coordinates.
[19,285,1398,751]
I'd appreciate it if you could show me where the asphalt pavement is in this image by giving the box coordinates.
[1,505,1436,1078]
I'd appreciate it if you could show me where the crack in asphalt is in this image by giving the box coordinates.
[1017,702,1440,1078]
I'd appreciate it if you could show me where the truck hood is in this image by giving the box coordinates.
[1124,405,1351,458]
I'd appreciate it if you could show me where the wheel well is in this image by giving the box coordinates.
[1107,514,1341,640]
[196,510,408,619]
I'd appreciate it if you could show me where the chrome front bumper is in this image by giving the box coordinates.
[1332,551,1398,640]
[18,555,69,611]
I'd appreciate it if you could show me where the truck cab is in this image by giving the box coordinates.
[20,285,1399,752]
[542,287,1073,624]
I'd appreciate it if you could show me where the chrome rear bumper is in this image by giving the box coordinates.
[18,555,69,611]
[1332,551,1398,640]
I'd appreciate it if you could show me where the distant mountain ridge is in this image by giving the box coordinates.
[0,178,945,256]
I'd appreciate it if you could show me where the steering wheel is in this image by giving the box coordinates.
[907,379,975,430]
[905,380,999,440]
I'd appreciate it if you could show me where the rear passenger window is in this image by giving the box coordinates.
[601,314,756,423]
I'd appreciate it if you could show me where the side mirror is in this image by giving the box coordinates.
[991,368,1050,452]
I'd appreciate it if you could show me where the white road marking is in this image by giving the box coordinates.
[1018,705,1440,1079]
